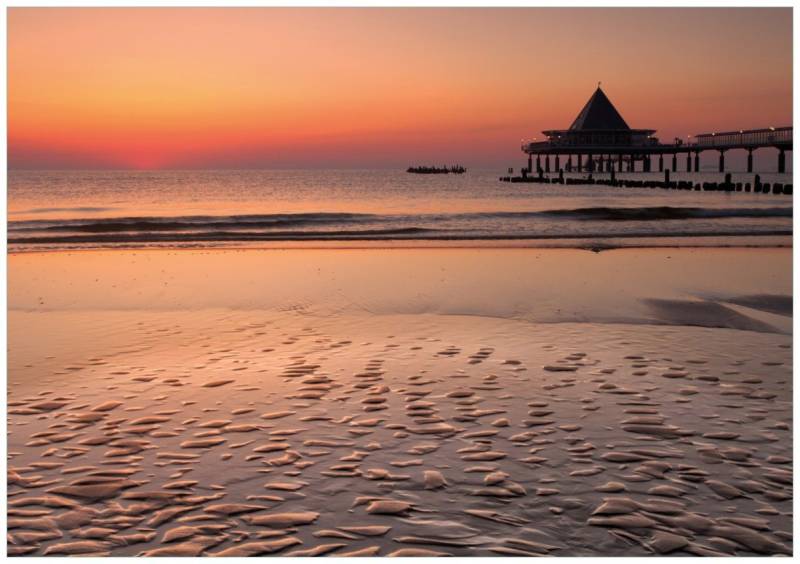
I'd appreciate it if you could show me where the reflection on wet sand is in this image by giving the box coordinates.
[7,248,793,556]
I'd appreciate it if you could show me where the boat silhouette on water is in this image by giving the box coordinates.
[407,165,466,174]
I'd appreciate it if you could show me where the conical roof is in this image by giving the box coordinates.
[569,87,630,131]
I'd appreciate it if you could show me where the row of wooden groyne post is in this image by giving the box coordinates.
[499,168,793,195]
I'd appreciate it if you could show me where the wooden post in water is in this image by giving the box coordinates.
[658,154,664,172]
[746,149,753,173]
[671,153,677,172]
[718,150,726,173]
[694,151,700,172]
[778,149,786,173]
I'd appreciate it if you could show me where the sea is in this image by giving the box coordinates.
[8,169,793,252]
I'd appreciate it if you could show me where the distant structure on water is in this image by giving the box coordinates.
[407,165,466,174]
[520,85,792,175]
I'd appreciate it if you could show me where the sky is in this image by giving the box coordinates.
[7,7,793,170]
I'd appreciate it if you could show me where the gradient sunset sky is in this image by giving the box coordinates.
[8,7,793,170]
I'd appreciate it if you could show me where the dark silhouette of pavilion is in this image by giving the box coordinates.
[522,85,792,174]
[543,86,656,150]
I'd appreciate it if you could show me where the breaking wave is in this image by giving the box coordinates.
[8,206,792,249]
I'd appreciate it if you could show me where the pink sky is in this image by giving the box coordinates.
[8,7,793,169]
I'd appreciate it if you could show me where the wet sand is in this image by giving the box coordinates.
[7,248,793,556]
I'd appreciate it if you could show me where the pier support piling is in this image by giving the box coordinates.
[577,154,582,172]
[694,151,700,172]
[545,156,550,173]
[747,149,753,173]
[686,152,691,172]
[718,150,726,173]
[778,149,786,174]
[658,154,663,172]
[555,155,560,171]
[617,154,623,172]
[671,153,677,172]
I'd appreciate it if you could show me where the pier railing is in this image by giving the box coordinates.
[693,127,792,149]
[523,127,792,155]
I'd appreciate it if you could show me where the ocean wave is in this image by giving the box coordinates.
[450,206,793,222]
[9,212,377,233]
[8,229,792,246]
[7,227,444,244]
[9,206,118,215]
[9,206,791,234]
[7,205,791,248]
[534,206,793,221]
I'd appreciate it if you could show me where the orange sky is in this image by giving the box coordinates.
[8,7,793,169]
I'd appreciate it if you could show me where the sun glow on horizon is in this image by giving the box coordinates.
[8,7,793,170]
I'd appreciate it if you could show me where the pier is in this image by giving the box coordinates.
[511,86,793,180]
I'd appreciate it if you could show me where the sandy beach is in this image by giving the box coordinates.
[7,247,792,556]
[7,4,794,559]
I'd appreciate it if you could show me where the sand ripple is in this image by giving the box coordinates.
[7,314,792,556]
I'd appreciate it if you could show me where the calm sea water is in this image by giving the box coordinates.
[8,169,793,251]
